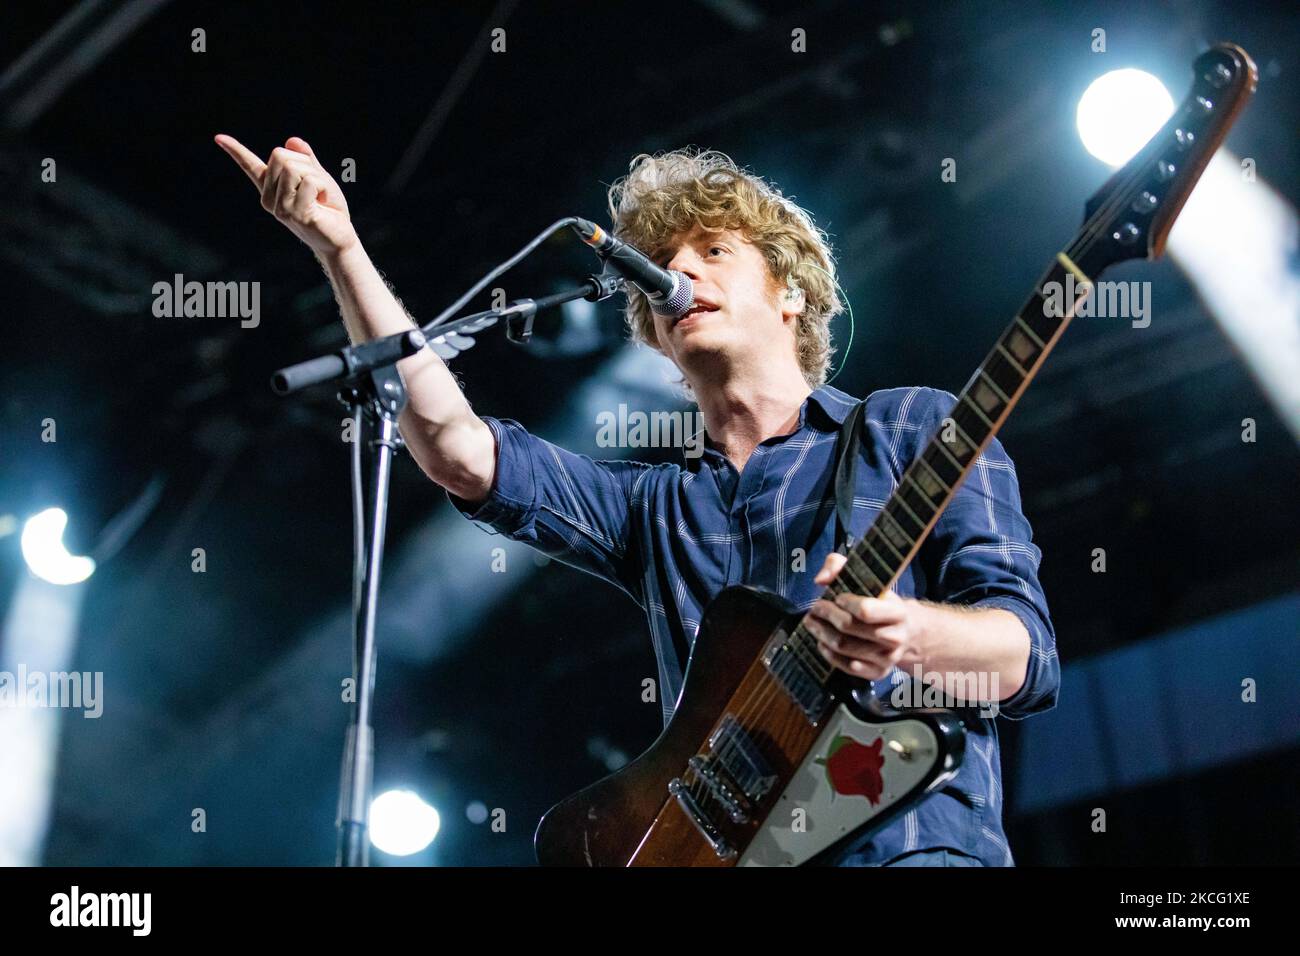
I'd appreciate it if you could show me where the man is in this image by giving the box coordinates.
[216,136,1060,866]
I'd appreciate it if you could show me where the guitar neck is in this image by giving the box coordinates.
[818,252,1093,610]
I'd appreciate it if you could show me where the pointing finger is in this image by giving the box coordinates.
[214,133,267,188]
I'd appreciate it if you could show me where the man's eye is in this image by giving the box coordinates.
[708,246,726,256]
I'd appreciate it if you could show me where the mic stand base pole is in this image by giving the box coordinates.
[334,363,405,867]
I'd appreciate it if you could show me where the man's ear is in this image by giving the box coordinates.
[780,283,805,322]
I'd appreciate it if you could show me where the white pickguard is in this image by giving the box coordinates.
[739,704,957,866]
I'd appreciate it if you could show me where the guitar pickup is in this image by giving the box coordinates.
[763,640,831,721]
[707,715,778,807]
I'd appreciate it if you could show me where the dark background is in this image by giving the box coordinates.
[0,0,1296,865]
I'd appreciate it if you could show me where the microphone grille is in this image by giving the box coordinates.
[650,272,695,319]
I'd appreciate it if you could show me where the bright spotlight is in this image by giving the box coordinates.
[369,789,440,856]
[1166,151,1300,443]
[20,508,95,586]
[1077,68,1175,167]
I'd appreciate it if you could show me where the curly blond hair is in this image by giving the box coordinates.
[606,148,842,389]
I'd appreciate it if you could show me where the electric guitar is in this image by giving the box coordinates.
[536,43,1257,866]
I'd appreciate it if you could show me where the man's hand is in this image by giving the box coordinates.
[212,133,494,500]
[806,551,930,679]
[214,134,357,259]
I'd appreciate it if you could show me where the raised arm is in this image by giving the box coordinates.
[214,133,495,502]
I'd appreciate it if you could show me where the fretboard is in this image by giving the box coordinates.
[790,252,1093,678]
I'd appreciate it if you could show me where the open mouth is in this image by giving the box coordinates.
[675,300,719,324]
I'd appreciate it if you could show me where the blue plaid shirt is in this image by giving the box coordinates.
[450,382,1060,866]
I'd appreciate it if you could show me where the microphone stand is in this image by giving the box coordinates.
[270,269,622,867]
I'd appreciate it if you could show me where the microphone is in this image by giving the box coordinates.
[571,218,694,318]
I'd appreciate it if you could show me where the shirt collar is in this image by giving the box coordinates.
[804,383,859,428]
[685,383,860,470]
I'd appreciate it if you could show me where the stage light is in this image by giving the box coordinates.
[1077,68,1174,167]
[369,789,440,856]
[20,508,96,586]
[1166,151,1300,442]
[2,538,90,864]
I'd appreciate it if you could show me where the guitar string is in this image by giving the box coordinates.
[681,96,1200,828]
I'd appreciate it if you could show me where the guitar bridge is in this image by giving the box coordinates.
[667,777,737,861]
[688,754,752,824]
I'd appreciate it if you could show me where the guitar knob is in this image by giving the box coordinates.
[1132,191,1159,213]
[1195,95,1214,112]
[1175,128,1196,150]
[1156,159,1177,181]
[1113,222,1141,245]
[1204,61,1232,89]
[887,739,914,761]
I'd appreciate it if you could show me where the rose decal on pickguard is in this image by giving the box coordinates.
[814,734,884,804]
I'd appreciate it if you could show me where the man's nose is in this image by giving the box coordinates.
[665,249,702,280]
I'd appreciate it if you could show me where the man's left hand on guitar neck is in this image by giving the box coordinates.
[806,551,1032,706]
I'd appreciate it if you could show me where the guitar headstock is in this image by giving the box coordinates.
[1075,43,1257,278]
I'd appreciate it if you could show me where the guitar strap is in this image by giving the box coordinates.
[832,398,867,553]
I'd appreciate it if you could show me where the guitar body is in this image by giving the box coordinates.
[534,585,967,867]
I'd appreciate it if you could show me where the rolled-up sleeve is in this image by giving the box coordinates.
[912,389,1060,720]
[446,417,649,603]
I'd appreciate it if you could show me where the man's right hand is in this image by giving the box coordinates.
[214,134,358,259]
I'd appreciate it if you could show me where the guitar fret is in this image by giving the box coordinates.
[967,369,1008,428]
[925,446,964,496]
[902,472,940,522]
[1023,305,1064,347]
[984,349,1027,402]
[878,508,915,557]
[995,341,1029,377]
[905,466,941,500]
[917,454,952,496]
[978,366,1010,404]
[935,437,967,470]
[961,390,995,431]
[828,559,864,597]
[1014,314,1045,349]
[869,525,906,565]
[951,403,987,447]
[890,489,926,536]
[860,538,895,585]
[1002,323,1042,372]
[848,553,885,593]
[837,561,870,596]
[934,433,966,471]
[1024,276,1074,344]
